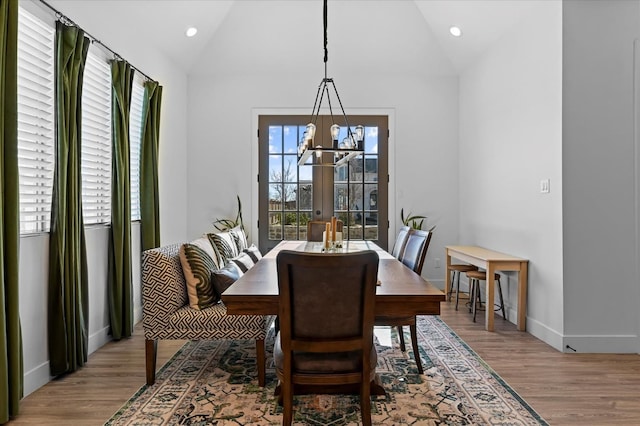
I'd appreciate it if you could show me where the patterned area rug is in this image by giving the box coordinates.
[106,316,547,425]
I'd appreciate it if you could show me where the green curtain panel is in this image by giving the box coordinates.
[47,21,90,377]
[140,80,162,251]
[108,60,133,340]
[0,0,23,422]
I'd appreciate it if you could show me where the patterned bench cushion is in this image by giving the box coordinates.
[142,243,188,333]
[169,304,270,334]
[142,242,274,342]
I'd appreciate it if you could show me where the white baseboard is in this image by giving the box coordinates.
[498,306,639,354]
[448,280,567,352]
[24,329,111,397]
[525,315,564,351]
[24,312,145,398]
[88,325,112,354]
[134,305,143,324]
[87,304,142,354]
[492,307,639,354]
[23,361,51,397]
[562,334,640,353]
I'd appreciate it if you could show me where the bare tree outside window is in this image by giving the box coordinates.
[270,158,297,210]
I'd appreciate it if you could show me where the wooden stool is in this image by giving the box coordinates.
[448,264,479,310]
[466,270,507,323]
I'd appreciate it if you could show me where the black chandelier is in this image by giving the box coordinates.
[297,0,364,167]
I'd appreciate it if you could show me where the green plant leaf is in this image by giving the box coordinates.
[213,195,245,232]
[400,207,429,230]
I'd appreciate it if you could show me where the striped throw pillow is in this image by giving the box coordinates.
[207,232,239,266]
[242,244,262,263]
[229,226,249,252]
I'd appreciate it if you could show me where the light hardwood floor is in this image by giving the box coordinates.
[7,300,640,425]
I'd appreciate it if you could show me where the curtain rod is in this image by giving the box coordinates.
[39,0,156,83]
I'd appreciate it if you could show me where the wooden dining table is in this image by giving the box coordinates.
[222,240,446,394]
[223,240,445,318]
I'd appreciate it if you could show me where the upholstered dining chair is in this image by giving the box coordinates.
[274,250,379,426]
[306,219,343,242]
[376,228,432,374]
[390,225,411,259]
[399,229,431,274]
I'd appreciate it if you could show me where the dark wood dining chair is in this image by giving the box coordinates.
[376,228,432,374]
[306,219,343,242]
[274,250,379,426]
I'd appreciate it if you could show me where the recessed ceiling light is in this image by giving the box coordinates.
[449,26,462,37]
[185,27,198,38]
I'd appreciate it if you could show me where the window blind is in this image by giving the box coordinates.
[17,8,55,234]
[129,75,145,221]
[81,49,112,225]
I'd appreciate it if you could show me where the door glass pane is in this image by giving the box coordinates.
[283,125,298,154]
[268,212,282,240]
[299,183,312,210]
[334,184,348,211]
[348,182,364,210]
[365,126,378,154]
[347,213,363,239]
[349,156,363,180]
[364,155,378,178]
[269,183,282,210]
[269,156,282,181]
[364,212,378,240]
[282,156,298,182]
[299,164,312,181]
[334,163,348,182]
[283,211,297,240]
[365,184,378,210]
[269,126,283,153]
[283,183,297,208]
[299,211,312,241]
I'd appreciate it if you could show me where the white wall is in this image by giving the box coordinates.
[186,0,460,286]
[19,0,189,396]
[458,2,564,348]
[562,0,640,353]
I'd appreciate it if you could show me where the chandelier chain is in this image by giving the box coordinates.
[323,0,328,73]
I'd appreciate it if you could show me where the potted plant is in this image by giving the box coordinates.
[213,195,245,232]
[400,208,436,231]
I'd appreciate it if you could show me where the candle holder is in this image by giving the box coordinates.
[321,231,344,253]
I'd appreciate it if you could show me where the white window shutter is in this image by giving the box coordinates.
[129,75,145,221]
[81,49,112,225]
[17,8,55,234]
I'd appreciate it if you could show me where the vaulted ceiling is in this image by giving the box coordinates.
[50,0,546,75]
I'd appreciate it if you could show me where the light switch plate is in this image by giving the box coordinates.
[540,179,550,193]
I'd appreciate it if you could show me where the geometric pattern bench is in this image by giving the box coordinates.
[141,243,274,386]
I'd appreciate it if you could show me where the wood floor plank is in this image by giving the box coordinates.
[7,302,640,425]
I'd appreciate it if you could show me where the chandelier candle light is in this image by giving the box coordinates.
[298,0,365,167]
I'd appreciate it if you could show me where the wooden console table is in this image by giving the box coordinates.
[445,245,529,332]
